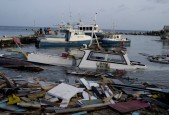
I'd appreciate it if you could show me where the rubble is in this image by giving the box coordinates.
[0,71,169,115]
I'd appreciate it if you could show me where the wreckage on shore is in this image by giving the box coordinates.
[0,71,169,114]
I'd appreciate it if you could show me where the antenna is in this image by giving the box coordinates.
[94,13,97,25]
[78,13,82,24]
[34,20,36,27]
[68,0,72,24]
[69,8,72,23]
[112,21,115,34]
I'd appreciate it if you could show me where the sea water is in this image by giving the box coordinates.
[0,26,169,86]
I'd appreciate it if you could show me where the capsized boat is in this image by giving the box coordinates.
[0,55,44,72]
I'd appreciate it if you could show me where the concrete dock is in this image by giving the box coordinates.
[0,36,37,48]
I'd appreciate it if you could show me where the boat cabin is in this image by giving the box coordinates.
[78,49,146,70]
[78,24,103,33]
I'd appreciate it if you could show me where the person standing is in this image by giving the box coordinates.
[44,28,47,34]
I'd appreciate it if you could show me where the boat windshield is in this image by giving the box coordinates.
[87,51,127,64]
[88,52,106,61]
[107,53,126,64]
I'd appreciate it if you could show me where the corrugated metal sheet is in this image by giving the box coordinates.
[109,100,150,113]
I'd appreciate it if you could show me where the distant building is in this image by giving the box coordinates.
[161,26,169,40]
[163,26,169,32]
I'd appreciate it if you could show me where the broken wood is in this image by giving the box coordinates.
[45,103,110,114]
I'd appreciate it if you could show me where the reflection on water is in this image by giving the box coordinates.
[162,41,169,49]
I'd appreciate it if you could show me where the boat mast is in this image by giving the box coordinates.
[94,13,97,25]
[112,21,115,34]
[89,13,101,49]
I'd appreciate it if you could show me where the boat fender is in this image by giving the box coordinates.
[82,44,88,49]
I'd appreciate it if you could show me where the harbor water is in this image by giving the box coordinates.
[0,26,169,86]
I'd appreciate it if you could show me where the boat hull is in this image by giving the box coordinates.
[27,53,74,66]
[39,40,91,47]
[78,60,146,70]
[0,57,43,72]
[148,56,169,64]
[100,40,131,47]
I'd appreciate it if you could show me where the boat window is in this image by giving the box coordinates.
[89,27,92,31]
[107,54,126,64]
[88,52,106,61]
[79,27,82,30]
[83,27,85,31]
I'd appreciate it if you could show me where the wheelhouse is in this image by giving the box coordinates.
[87,51,127,65]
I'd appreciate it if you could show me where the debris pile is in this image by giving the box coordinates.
[0,72,169,114]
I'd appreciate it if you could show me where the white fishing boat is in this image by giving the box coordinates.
[24,46,146,70]
[38,27,92,47]
[77,14,104,38]
[100,34,131,47]
[77,23,104,38]
[77,47,146,70]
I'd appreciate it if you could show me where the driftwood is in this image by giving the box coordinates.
[45,103,110,114]
[0,73,15,88]
[111,84,169,94]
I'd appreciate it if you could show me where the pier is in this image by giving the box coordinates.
[0,36,37,48]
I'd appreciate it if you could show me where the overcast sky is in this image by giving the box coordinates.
[0,0,169,30]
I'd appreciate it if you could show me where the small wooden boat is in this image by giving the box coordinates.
[0,56,44,72]
[147,55,169,64]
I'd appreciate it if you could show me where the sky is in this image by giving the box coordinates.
[0,0,169,31]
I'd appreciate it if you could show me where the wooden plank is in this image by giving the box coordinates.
[79,99,103,106]
[17,102,41,108]
[45,103,110,114]
[80,78,91,90]
[0,73,15,88]
[28,91,46,99]
[0,102,27,112]
[111,84,169,94]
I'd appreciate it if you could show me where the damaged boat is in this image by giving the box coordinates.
[147,55,169,64]
[0,55,44,72]
[77,47,146,70]
[24,46,146,70]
